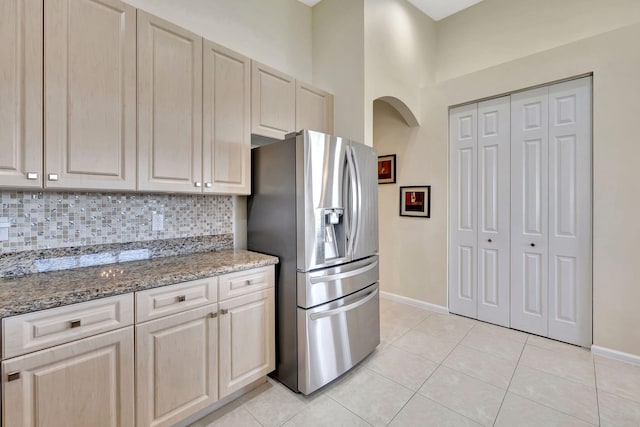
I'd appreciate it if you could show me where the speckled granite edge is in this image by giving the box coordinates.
[0,234,234,278]
[0,249,279,318]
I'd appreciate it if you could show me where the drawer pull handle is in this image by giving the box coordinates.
[209,312,218,319]
[176,295,186,302]
[47,173,59,181]
[69,319,82,328]
[220,308,229,315]
[26,172,38,180]
[7,371,20,382]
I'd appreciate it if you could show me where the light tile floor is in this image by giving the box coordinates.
[190,298,640,427]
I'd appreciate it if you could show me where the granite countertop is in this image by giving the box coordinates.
[0,249,278,318]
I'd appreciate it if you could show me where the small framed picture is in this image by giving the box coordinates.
[400,186,431,218]
[377,154,396,184]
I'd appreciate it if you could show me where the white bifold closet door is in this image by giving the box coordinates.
[449,97,511,326]
[511,77,592,346]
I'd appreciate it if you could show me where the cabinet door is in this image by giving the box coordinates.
[296,81,334,134]
[0,0,42,188]
[219,288,275,398]
[251,61,296,140]
[510,87,549,337]
[203,40,251,195]
[2,327,134,427]
[136,305,218,427]
[547,77,592,347]
[44,0,136,190]
[448,104,478,319]
[477,97,510,327]
[138,11,203,193]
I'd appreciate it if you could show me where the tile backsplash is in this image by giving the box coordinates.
[0,191,233,253]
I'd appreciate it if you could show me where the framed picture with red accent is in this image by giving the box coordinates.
[377,154,396,184]
[400,186,431,218]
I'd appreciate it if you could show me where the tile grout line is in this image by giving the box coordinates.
[385,319,484,425]
[492,333,529,427]
[325,391,375,426]
[421,394,487,426]
[500,349,601,426]
[593,357,602,426]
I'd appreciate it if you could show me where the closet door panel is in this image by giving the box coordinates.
[511,88,549,336]
[477,97,510,327]
[448,104,478,319]
[548,77,592,346]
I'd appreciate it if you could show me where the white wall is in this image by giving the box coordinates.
[312,0,365,142]
[433,23,640,357]
[366,0,444,306]
[435,0,640,82]
[372,0,640,357]
[124,0,313,82]
[364,0,436,145]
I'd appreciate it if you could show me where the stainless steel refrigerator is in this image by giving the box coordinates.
[247,130,380,395]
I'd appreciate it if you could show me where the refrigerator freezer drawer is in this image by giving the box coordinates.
[297,283,380,395]
[297,255,379,308]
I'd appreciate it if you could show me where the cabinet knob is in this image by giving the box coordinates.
[7,371,20,382]
[209,312,218,319]
[530,243,535,247]
[176,295,186,302]
[47,173,59,181]
[205,182,212,188]
[26,172,39,180]
[69,319,82,328]
[220,308,229,315]
[194,181,202,188]
[488,239,492,243]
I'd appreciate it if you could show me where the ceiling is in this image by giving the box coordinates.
[297,0,484,21]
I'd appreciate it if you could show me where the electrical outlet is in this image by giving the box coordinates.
[152,212,164,232]
[0,217,9,241]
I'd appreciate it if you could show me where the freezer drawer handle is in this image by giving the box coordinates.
[309,260,378,284]
[309,289,378,321]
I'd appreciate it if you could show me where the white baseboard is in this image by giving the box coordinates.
[591,345,640,366]
[379,291,449,314]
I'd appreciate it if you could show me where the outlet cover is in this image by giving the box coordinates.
[152,213,164,232]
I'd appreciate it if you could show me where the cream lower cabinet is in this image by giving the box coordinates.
[219,287,275,398]
[136,304,219,427]
[1,327,135,427]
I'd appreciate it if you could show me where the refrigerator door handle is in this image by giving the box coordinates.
[309,288,378,320]
[346,146,359,257]
[309,259,378,284]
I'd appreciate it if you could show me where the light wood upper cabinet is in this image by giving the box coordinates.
[0,0,43,188]
[2,327,135,427]
[219,287,275,398]
[44,0,136,190]
[251,61,296,140]
[137,11,203,193]
[136,305,218,427]
[203,41,251,195]
[296,81,334,135]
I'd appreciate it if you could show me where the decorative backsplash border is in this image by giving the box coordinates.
[0,234,234,278]
[0,191,233,253]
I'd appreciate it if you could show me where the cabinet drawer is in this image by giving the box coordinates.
[2,293,134,359]
[136,277,217,323]
[218,266,274,301]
